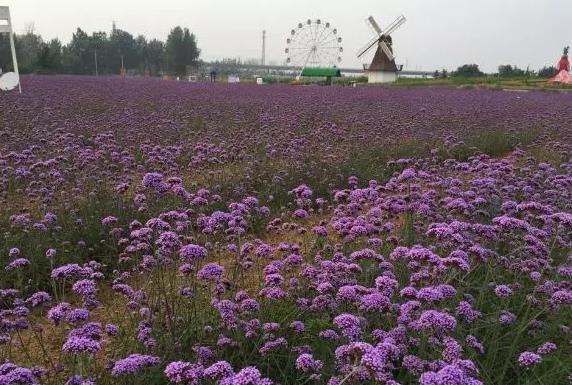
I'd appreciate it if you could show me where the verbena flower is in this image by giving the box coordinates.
[0,363,39,385]
[494,285,513,298]
[5,258,30,271]
[180,244,208,262]
[111,354,160,376]
[197,263,224,281]
[518,352,542,367]
[62,336,101,354]
[164,361,205,384]
[296,353,323,373]
[72,279,97,296]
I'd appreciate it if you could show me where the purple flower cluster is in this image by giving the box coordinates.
[333,314,362,341]
[518,352,542,367]
[0,363,39,385]
[111,354,161,376]
[197,263,224,282]
[296,353,323,373]
[62,336,101,354]
[180,244,208,262]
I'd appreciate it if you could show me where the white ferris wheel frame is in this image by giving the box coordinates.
[286,19,343,76]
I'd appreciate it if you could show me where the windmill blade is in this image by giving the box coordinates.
[357,37,379,58]
[382,15,407,36]
[379,41,395,62]
[367,16,383,36]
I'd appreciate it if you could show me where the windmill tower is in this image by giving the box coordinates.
[357,15,406,83]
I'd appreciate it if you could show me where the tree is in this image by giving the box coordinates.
[146,39,165,76]
[36,39,62,73]
[0,33,13,72]
[538,66,557,78]
[14,29,43,73]
[90,31,110,75]
[135,35,148,73]
[109,28,138,72]
[498,64,525,78]
[181,28,200,73]
[2,24,197,77]
[433,69,449,79]
[62,28,93,74]
[164,26,200,76]
[452,64,484,78]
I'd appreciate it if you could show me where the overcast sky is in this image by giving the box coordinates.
[2,0,570,72]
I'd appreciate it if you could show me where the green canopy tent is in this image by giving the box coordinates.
[300,67,342,85]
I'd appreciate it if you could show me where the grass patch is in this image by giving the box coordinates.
[393,76,572,91]
[441,129,541,161]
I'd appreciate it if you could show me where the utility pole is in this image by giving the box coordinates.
[120,54,126,77]
[94,50,99,76]
[262,30,266,66]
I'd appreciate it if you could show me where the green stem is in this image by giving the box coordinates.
[15,330,33,364]
[497,304,532,383]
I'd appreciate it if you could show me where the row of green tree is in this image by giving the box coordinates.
[434,64,558,79]
[0,25,200,76]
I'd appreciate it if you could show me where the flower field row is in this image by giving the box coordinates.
[1,76,571,384]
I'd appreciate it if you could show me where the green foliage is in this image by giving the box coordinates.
[164,26,200,76]
[0,25,199,76]
[145,39,166,75]
[62,28,96,74]
[452,64,484,78]
[14,30,44,73]
[538,66,557,78]
[433,69,449,79]
[36,39,63,74]
[394,75,572,91]
[108,27,138,70]
[440,129,540,161]
[0,33,14,72]
[498,64,527,78]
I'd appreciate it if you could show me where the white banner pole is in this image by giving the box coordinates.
[6,8,21,93]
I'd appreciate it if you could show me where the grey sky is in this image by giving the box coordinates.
[2,0,570,72]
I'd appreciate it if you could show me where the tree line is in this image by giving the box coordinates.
[434,63,558,79]
[1,25,560,80]
[0,25,200,76]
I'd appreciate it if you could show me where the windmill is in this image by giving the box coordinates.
[357,14,406,83]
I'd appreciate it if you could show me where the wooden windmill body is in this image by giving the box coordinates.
[357,15,406,83]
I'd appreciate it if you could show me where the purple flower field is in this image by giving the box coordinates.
[1,76,572,385]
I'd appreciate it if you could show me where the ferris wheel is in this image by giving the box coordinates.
[285,19,343,70]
